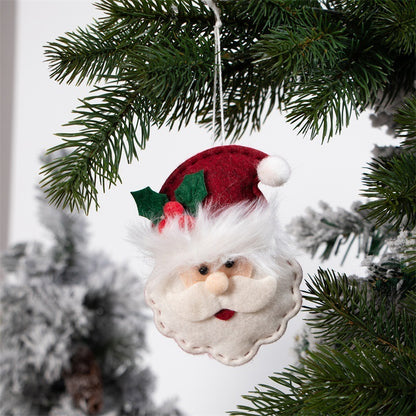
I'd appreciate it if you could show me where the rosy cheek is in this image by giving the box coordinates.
[179,270,205,288]
[220,259,253,278]
[239,261,253,278]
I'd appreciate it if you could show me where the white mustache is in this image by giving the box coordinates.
[166,275,277,322]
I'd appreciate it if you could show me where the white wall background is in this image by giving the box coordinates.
[9,1,393,415]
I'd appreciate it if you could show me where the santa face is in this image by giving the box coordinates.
[145,256,302,366]
[131,146,302,365]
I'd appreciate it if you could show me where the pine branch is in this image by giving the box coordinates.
[45,22,139,86]
[253,8,347,80]
[215,56,280,140]
[284,38,391,140]
[123,33,215,129]
[402,231,416,275]
[45,0,215,87]
[255,0,322,24]
[97,0,214,32]
[327,0,416,56]
[402,290,416,318]
[395,93,416,151]
[304,269,415,356]
[96,0,313,36]
[361,153,416,230]
[91,0,294,140]
[361,0,416,54]
[40,82,152,212]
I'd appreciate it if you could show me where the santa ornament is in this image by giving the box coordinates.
[131,145,302,366]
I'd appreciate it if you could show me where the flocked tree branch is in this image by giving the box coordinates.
[288,200,397,264]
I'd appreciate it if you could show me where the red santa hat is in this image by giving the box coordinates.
[131,145,291,274]
[159,145,290,209]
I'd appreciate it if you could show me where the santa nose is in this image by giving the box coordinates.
[205,271,229,295]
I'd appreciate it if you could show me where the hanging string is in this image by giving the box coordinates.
[204,0,225,143]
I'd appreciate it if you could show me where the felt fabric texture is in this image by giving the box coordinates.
[174,170,207,215]
[160,145,269,208]
[131,187,169,223]
[165,274,278,321]
[132,145,301,366]
[214,309,235,321]
[131,170,207,224]
[205,271,230,295]
[145,257,302,366]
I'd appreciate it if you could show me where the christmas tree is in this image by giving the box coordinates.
[36,0,415,414]
[0,192,183,416]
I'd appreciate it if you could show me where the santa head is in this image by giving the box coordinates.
[131,145,302,366]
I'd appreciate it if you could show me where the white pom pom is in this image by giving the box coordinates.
[257,156,291,187]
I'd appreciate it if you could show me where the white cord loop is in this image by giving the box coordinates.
[203,0,225,143]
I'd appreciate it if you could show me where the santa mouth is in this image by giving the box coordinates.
[214,309,235,321]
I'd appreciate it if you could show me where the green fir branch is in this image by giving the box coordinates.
[361,153,416,230]
[122,33,215,130]
[218,60,279,140]
[254,8,348,81]
[395,93,416,150]
[45,0,217,88]
[381,56,416,109]
[402,231,416,275]
[41,26,284,210]
[284,36,391,140]
[41,32,215,211]
[402,290,416,318]
[237,0,322,35]
[45,22,139,86]
[40,82,152,212]
[303,269,415,356]
[369,0,416,54]
[232,340,416,415]
[97,0,214,32]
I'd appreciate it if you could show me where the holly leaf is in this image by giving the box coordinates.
[131,187,168,223]
[175,170,207,215]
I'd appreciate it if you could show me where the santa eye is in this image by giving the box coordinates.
[198,265,209,275]
[224,259,235,268]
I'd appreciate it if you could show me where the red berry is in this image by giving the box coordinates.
[163,201,184,217]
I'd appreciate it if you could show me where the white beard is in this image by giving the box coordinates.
[145,258,302,366]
